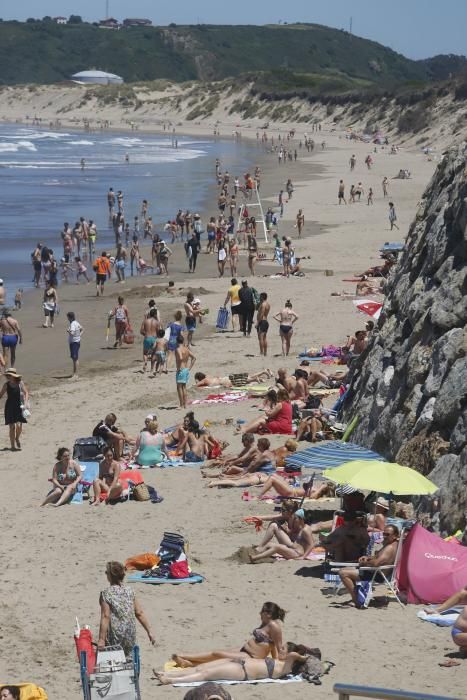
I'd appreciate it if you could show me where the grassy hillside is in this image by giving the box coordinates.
[0,20,451,87]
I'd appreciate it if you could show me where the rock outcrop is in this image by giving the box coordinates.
[343,144,467,533]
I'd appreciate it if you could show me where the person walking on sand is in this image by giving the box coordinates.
[1,310,22,367]
[110,296,130,349]
[367,187,374,205]
[224,278,242,332]
[388,202,399,230]
[93,251,111,296]
[140,308,160,372]
[274,300,298,357]
[0,368,29,451]
[175,335,196,409]
[349,154,356,171]
[66,311,83,379]
[382,176,389,198]
[338,180,347,205]
[184,292,200,347]
[295,209,305,238]
[256,292,270,357]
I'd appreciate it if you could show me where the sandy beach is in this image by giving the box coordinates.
[1,117,464,700]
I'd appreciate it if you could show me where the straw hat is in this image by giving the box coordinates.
[374,496,390,510]
[5,368,22,380]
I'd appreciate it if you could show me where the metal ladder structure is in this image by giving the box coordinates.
[237,185,269,244]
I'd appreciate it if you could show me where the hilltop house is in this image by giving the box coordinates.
[123,18,152,27]
[99,17,121,29]
[53,16,68,24]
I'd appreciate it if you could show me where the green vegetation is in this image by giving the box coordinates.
[0,20,465,88]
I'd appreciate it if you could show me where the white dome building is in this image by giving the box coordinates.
[71,70,124,85]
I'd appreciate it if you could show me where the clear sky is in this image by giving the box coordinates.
[1,0,466,60]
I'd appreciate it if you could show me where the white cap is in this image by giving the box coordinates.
[0,279,3,284]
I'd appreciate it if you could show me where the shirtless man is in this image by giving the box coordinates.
[184,426,208,463]
[256,292,270,357]
[194,369,272,388]
[206,433,256,476]
[175,335,196,409]
[1,310,22,366]
[0,279,5,307]
[184,292,201,347]
[290,369,309,405]
[140,308,160,372]
[338,525,399,607]
[345,330,368,356]
[276,367,296,396]
[295,209,305,237]
[208,438,275,486]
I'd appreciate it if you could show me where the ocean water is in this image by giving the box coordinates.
[0,124,257,297]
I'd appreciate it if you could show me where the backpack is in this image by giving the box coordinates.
[251,287,260,310]
[73,436,107,461]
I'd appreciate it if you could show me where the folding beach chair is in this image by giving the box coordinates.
[330,528,406,608]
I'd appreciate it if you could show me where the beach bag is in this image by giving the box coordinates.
[73,436,107,461]
[125,553,160,571]
[216,307,230,330]
[132,483,150,501]
[123,326,134,344]
[170,560,190,579]
[158,532,185,561]
[356,580,372,609]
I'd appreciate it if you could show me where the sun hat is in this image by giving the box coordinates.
[5,368,21,379]
[373,496,390,510]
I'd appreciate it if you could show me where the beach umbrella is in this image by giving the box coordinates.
[353,299,383,320]
[323,460,438,496]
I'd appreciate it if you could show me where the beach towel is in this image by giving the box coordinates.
[190,392,249,405]
[172,676,303,687]
[127,572,204,585]
[159,458,205,468]
[284,441,386,471]
[417,607,462,627]
[0,685,48,700]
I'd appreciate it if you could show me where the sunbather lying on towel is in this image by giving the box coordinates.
[358,259,393,278]
[154,643,316,685]
[41,446,82,507]
[273,439,298,468]
[257,474,336,500]
[208,438,275,486]
[301,368,348,389]
[355,277,383,296]
[171,602,286,666]
[194,369,273,388]
[250,509,315,563]
[424,586,467,617]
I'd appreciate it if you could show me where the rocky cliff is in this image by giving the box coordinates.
[343,145,467,533]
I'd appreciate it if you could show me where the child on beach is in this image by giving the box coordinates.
[75,257,90,283]
[152,328,168,376]
[14,289,23,310]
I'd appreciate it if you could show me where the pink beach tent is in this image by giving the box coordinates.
[397,524,467,604]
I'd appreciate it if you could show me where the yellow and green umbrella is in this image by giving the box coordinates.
[323,460,438,496]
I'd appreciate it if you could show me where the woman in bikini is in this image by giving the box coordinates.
[273,301,298,357]
[92,446,123,505]
[171,602,285,667]
[155,643,315,685]
[249,509,315,563]
[41,447,82,506]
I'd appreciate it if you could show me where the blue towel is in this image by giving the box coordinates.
[417,607,462,627]
[127,573,204,585]
[79,461,100,484]
[285,441,386,471]
[258,462,274,473]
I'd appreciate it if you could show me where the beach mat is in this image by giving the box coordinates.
[284,441,386,471]
[417,607,462,627]
[173,675,302,687]
[128,572,204,585]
